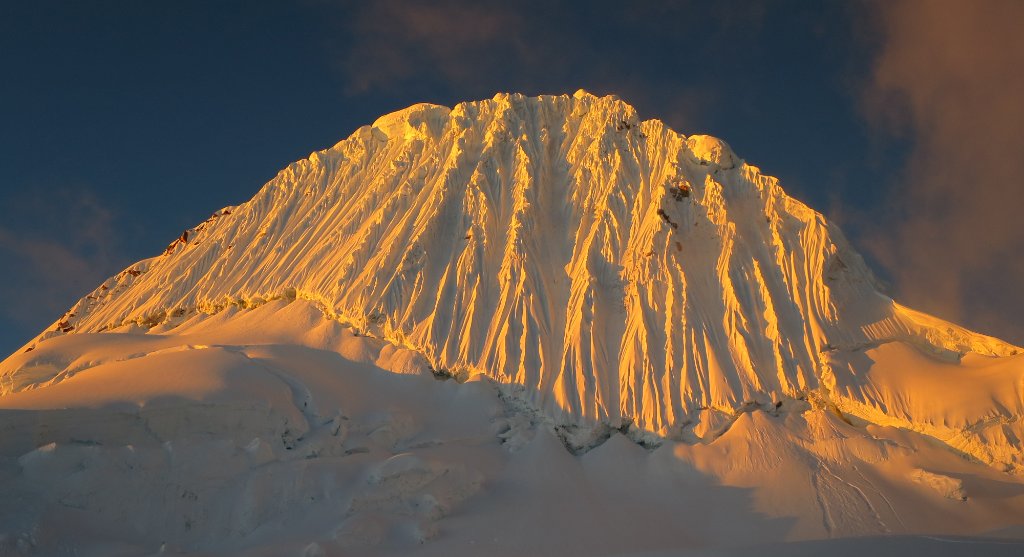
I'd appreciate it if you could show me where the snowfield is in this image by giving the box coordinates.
[1,92,1023,555]
[3,300,1023,556]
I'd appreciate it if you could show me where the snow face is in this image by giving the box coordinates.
[1,300,1023,555]
[3,92,1023,469]
[2,92,1024,553]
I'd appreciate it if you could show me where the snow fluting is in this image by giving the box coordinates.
[5,90,1023,470]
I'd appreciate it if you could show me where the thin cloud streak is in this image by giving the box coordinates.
[341,0,539,94]
[330,0,716,132]
[0,188,125,342]
[863,0,1024,344]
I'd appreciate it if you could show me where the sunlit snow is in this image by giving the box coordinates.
[1,92,1022,555]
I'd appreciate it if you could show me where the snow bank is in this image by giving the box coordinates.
[1,313,1022,554]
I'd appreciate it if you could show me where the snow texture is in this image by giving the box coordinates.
[1,92,1023,554]
[1,301,1023,555]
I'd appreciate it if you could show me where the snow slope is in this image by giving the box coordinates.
[1,91,1024,553]
[1,300,1023,556]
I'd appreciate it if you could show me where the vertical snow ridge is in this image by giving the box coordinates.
[30,92,1021,437]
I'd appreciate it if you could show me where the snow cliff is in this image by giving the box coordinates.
[5,91,1022,468]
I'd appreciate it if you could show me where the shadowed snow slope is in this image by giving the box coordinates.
[4,91,1023,472]
[1,301,1023,556]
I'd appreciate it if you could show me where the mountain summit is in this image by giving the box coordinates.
[6,91,1023,465]
[3,92,1024,554]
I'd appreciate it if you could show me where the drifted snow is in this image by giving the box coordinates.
[5,91,1022,471]
[1,301,1023,555]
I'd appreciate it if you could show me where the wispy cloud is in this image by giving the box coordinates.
[327,0,716,132]
[862,0,1024,344]
[339,0,542,94]
[0,188,125,337]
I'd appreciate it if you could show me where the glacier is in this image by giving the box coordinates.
[1,91,1023,555]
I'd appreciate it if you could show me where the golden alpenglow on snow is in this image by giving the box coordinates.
[2,93,1023,555]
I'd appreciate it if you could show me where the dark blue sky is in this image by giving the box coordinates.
[2,0,1022,356]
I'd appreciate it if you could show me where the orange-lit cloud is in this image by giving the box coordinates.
[864,0,1024,344]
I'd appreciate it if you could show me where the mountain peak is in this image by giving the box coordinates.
[686,134,737,167]
[4,92,1022,469]
[371,102,451,141]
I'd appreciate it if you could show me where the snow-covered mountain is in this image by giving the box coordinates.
[2,92,1023,555]
[11,90,1021,461]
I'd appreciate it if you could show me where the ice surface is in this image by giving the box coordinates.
[0,301,1019,552]
[1,301,1022,555]
[8,91,1020,468]
[1,92,1023,554]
